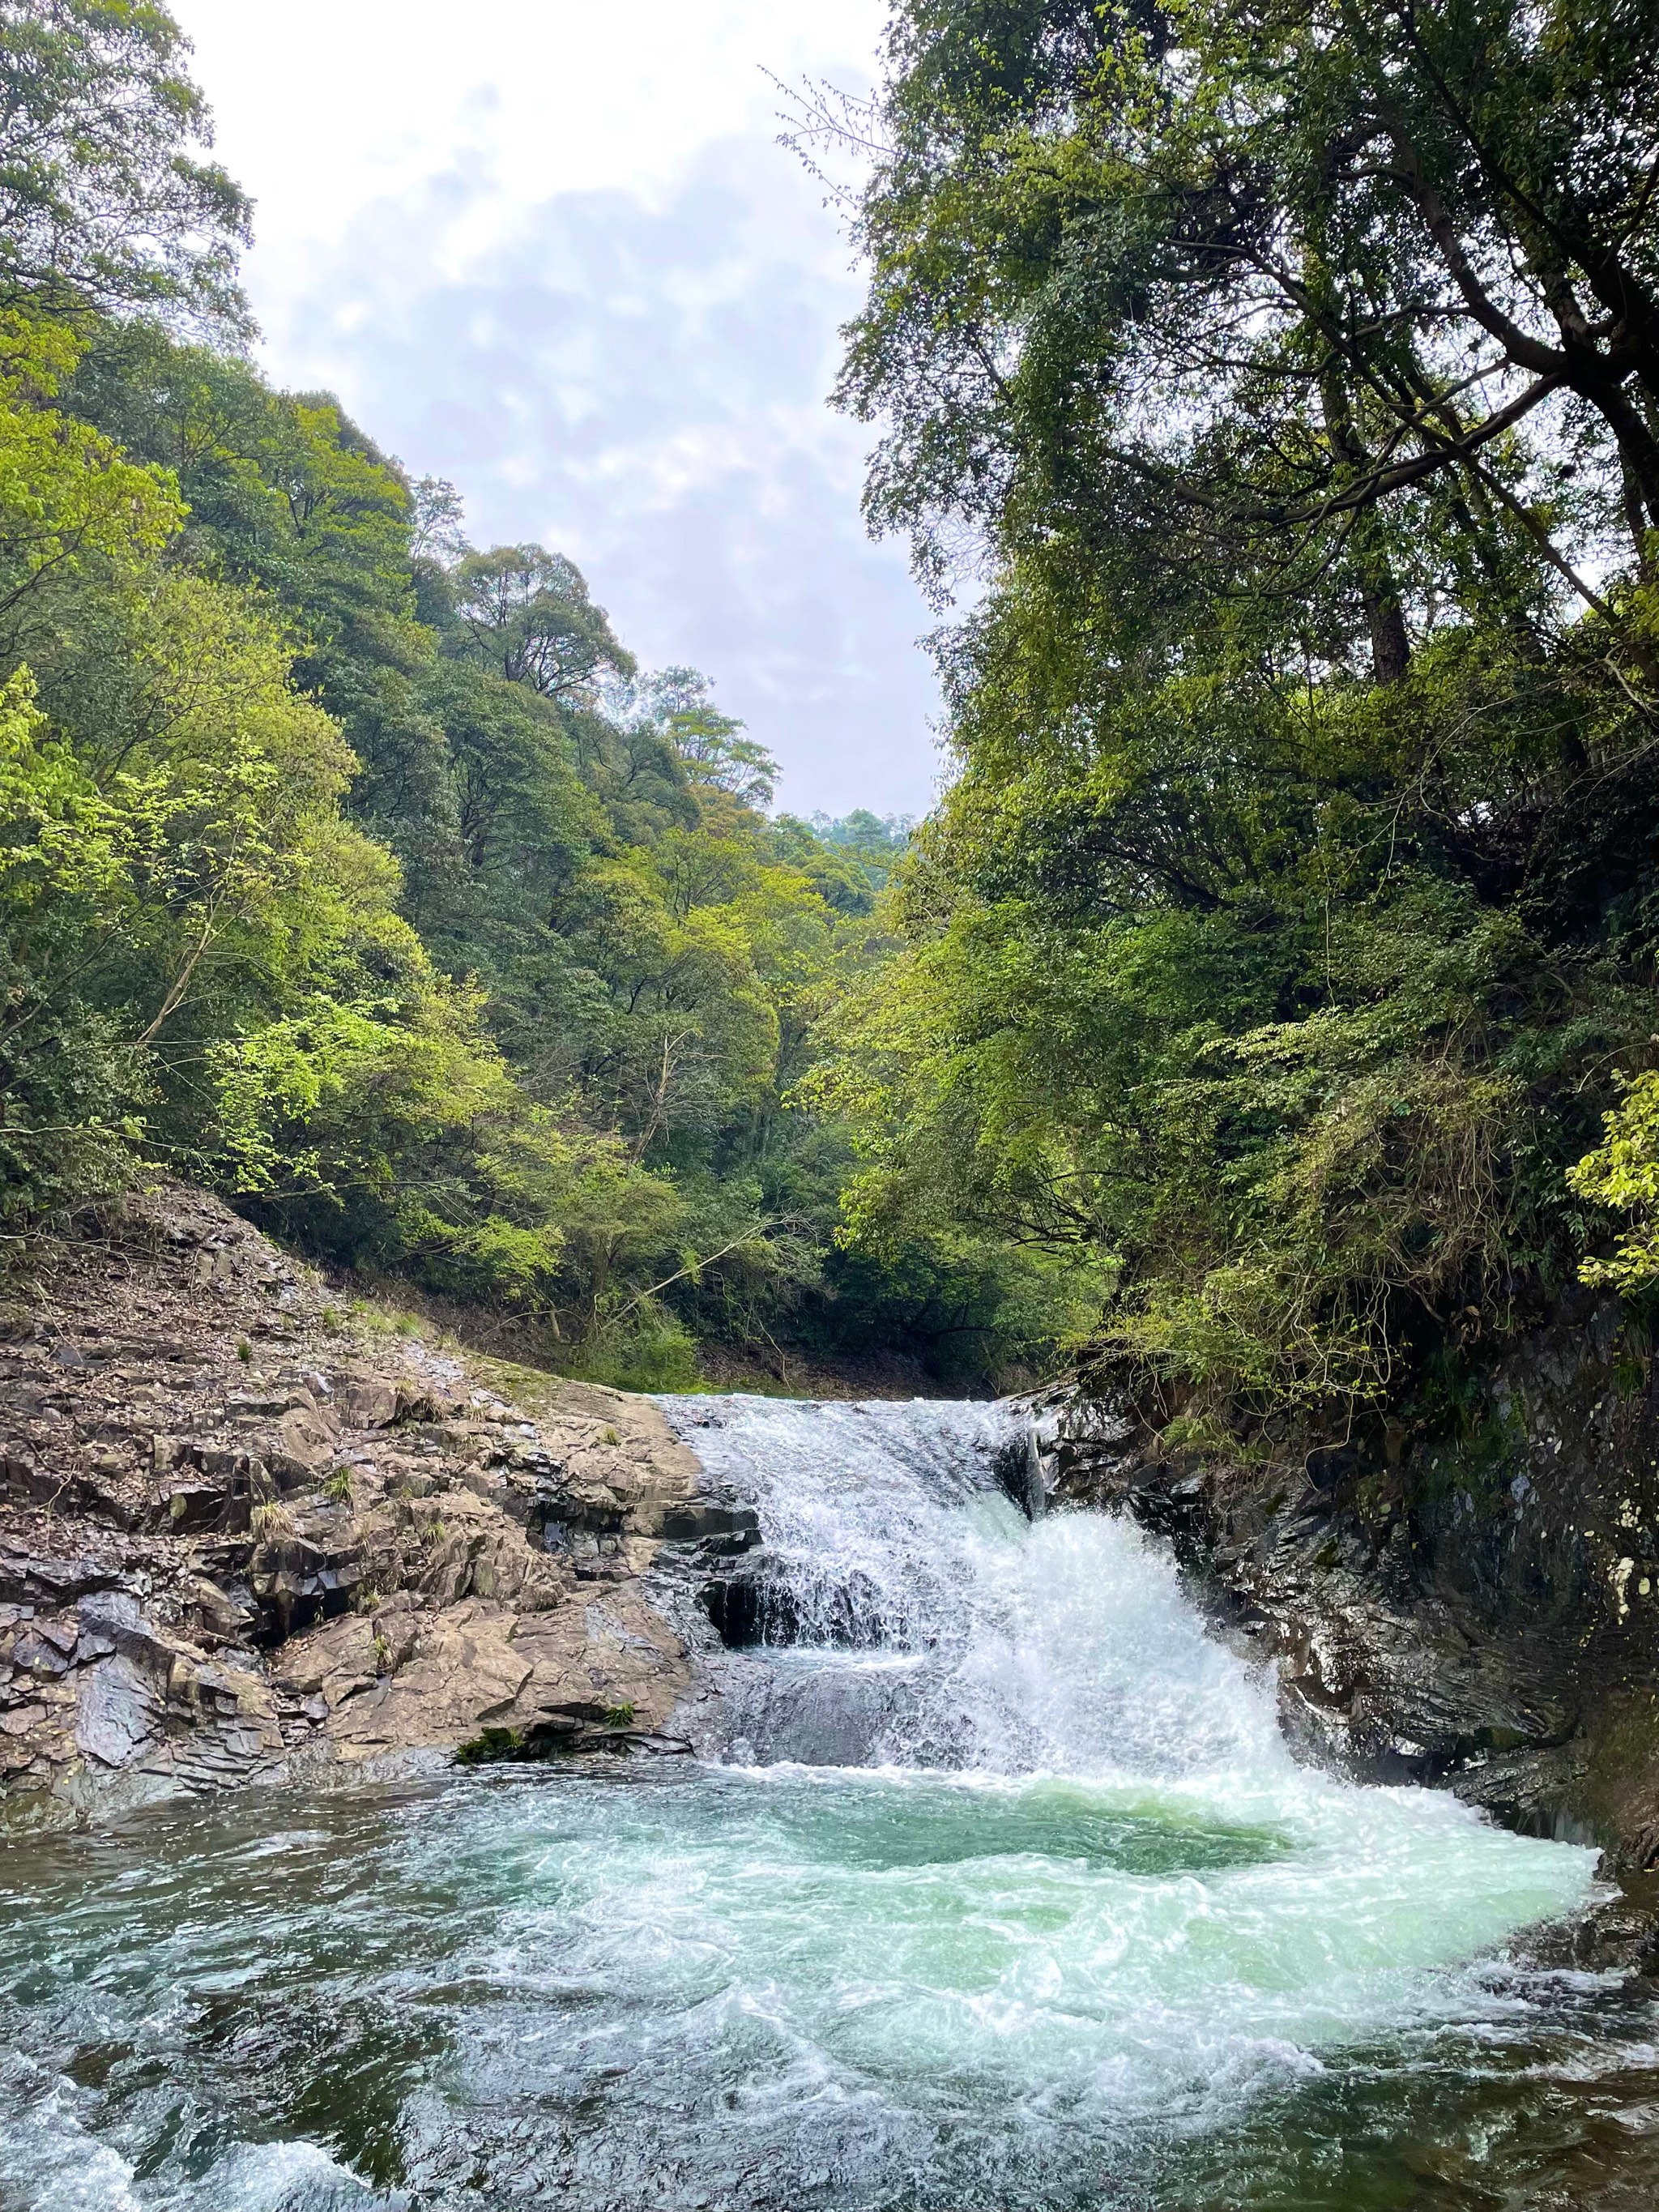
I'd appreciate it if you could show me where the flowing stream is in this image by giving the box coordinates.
[2,1394,1652,2211]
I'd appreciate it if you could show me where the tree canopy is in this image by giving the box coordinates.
[23,0,1659,1408]
[0,0,1077,1391]
[808,0,1659,1427]
[0,0,248,327]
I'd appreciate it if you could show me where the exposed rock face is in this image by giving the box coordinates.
[0,1185,716,1827]
[1041,1292,1659,1870]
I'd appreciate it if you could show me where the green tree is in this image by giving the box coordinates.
[1571,1074,1659,1296]
[449,544,634,699]
[838,0,1659,669]
[0,0,249,326]
[0,9,987,1384]
[804,0,1659,1417]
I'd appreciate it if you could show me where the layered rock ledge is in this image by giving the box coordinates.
[1035,1295,1659,1890]
[0,1185,727,1829]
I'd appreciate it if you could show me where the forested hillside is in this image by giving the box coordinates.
[8,0,1656,1419]
[812,0,1659,1439]
[0,0,1087,1390]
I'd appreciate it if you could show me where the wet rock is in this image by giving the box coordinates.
[658,1501,760,1548]
[1047,1292,1659,1870]
[75,1655,164,1768]
[702,1571,774,1648]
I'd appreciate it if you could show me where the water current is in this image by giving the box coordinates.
[2,1394,1653,2211]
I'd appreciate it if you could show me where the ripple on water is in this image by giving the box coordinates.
[0,1391,1626,2209]
[0,1760,1608,2211]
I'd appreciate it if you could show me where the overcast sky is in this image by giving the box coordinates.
[164,0,944,819]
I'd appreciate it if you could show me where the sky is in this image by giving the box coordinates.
[164,0,946,820]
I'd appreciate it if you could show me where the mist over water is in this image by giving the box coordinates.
[0,1396,1622,2210]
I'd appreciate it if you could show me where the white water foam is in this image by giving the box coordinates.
[0,2071,388,2212]
[665,1393,1303,1778]
[0,1395,1610,2212]
[0,2069,144,2212]
[655,1394,1601,2086]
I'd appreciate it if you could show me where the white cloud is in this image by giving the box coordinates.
[164,1,943,813]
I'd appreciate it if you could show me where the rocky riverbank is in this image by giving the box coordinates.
[1036,1295,1659,1899]
[0,1185,753,1830]
[14,1172,1659,1931]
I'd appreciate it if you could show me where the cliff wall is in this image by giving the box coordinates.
[1046,1295,1659,1877]
[0,1185,739,1829]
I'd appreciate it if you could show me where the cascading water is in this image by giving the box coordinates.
[0,1395,1637,2212]
[674,1394,1290,1779]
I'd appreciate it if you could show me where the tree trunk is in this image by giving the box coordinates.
[1366,587,1411,685]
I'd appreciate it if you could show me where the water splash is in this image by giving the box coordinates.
[0,1395,1614,2212]
[666,1393,1290,1778]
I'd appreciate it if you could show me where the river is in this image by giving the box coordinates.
[2,1395,1653,2210]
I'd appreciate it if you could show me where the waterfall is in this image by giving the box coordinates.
[0,1396,1607,2212]
[667,1394,1307,1780]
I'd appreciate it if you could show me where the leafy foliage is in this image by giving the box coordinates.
[0,1,1048,1388]
[1571,1075,1659,1296]
[807,0,1659,1423]
[0,0,249,327]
